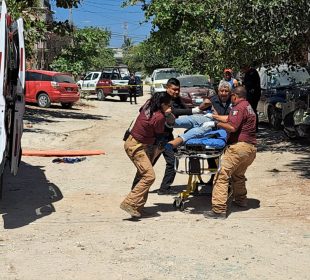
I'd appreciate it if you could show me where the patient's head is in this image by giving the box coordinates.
[217,81,231,103]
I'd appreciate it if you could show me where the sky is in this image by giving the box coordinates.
[52,0,152,48]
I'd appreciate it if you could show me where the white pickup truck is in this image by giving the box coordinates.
[77,67,130,95]
[77,67,132,101]
[77,71,101,93]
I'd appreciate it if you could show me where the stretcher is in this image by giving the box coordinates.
[173,129,232,210]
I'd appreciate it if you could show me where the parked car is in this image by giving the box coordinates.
[121,75,143,96]
[257,64,310,138]
[150,68,182,94]
[95,68,130,101]
[77,71,101,93]
[25,70,80,108]
[178,75,215,108]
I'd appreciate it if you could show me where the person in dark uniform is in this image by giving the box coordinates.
[203,86,257,219]
[120,92,172,218]
[128,72,138,104]
[241,64,261,131]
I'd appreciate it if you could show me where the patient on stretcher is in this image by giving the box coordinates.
[169,113,216,148]
[168,81,232,149]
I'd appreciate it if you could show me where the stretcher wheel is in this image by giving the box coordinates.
[173,197,185,211]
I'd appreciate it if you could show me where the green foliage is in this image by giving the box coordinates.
[6,0,81,58]
[7,0,46,58]
[50,27,115,76]
[124,0,310,78]
[123,39,174,74]
[53,0,81,8]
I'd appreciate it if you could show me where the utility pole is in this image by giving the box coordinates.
[69,8,74,47]
[123,21,128,46]
[69,7,73,26]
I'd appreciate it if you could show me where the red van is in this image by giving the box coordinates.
[25,70,80,108]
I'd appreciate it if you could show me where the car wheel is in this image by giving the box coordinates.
[61,102,73,109]
[119,95,128,102]
[268,106,282,130]
[97,89,105,101]
[37,93,51,108]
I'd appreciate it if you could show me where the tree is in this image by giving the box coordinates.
[50,27,115,76]
[123,0,310,78]
[6,0,81,58]
[123,39,177,74]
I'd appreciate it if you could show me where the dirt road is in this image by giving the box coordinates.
[1,90,310,280]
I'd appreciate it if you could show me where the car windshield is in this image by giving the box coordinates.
[54,75,75,83]
[154,70,181,80]
[268,68,310,87]
[179,76,210,87]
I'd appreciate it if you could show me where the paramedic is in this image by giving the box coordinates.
[120,92,172,218]
[203,86,257,219]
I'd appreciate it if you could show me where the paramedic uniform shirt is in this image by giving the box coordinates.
[227,99,256,145]
[131,110,166,145]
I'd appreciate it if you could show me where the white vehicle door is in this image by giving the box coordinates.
[0,0,8,170]
[80,73,93,90]
[10,18,25,175]
[88,72,100,91]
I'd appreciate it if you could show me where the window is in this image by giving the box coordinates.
[41,74,53,81]
[93,73,99,80]
[179,76,210,88]
[100,72,112,79]
[84,73,92,81]
[111,73,119,80]
[54,75,75,83]
[154,70,181,80]
[26,72,42,81]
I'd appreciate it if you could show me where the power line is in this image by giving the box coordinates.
[76,7,142,14]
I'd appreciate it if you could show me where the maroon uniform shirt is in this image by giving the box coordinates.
[131,109,166,145]
[227,99,256,145]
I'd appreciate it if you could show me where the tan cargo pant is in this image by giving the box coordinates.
[212,142,257,213]
[122,135,161,212]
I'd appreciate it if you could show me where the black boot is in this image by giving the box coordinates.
[203,210,226,220]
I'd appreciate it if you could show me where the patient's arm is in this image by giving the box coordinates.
[198,98,212,111]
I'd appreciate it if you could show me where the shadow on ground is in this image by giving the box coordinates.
[257,122,310,179]
[0,162,63,229]
[257,122,310,153]
[141,195,260,220]
[81,95,145,103]
[137,184,260,220]
[24,104,110,124]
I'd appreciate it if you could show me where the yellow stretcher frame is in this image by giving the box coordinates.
[173,147,233,211]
